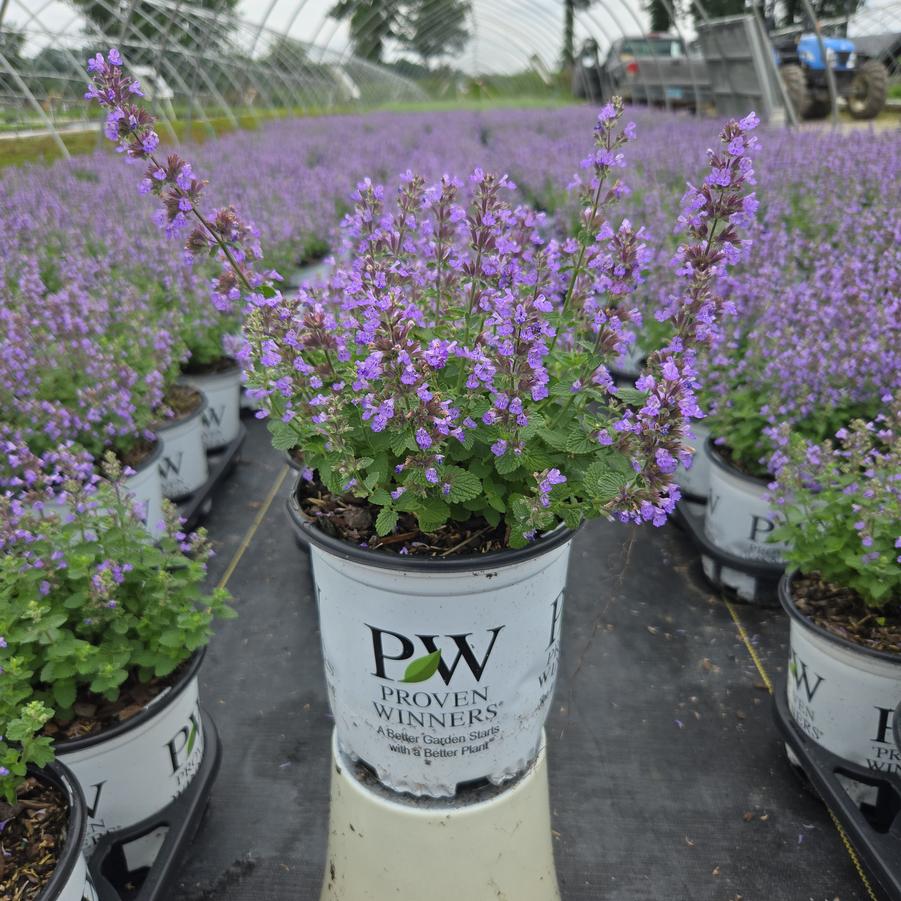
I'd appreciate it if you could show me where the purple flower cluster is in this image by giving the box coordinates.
[80,51,762,542]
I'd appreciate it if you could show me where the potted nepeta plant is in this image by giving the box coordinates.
[697,249,895,573]
[0,275,178,535]
[84,51,759,796]
[0,449,233,847]
[770,409,900,777]
[0,694,96,900]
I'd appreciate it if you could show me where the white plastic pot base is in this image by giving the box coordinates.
[57,674,205,849]
[156,402,209,499]
[786,618,900,777]
[701,554,761,602]
[320,731,561,901]
[180,368,242,450]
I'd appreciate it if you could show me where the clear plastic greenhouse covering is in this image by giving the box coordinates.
[1,0,901,152]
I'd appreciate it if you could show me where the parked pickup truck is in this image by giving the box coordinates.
[573,35,712,110]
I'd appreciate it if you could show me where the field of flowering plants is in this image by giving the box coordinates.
[2,86,900,901]
[2,108,897,474]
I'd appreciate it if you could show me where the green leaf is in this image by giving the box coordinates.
[186,719,198,757]
[268,420,298,452]
[375,507,398,537]
[401,650,442,683]
[584,462,630,502]
[494,453,521,475]
[613,387,648,406]
[52,680,76,712]
[565,427,597,455]
[444,467,482,503]
[389,430,412,456]
[416,498,451,533]
[538,427,569,451]
[560,507,583,530]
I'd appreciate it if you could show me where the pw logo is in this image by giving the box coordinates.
[789,652,825,702]
[159,452,183,479]
[203,406,225,429]
[367,625,505,685]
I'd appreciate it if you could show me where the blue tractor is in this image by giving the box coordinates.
[771,26,888,120]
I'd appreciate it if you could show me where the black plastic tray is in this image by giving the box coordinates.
[773,678,901,901]
[178,425,246,531]
[674,498,783,607]
[89,710,222,901]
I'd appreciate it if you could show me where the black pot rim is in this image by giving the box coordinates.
[284,450,305,472]
[704,436,771,487]
[55,648,205,754]
[154,390,209,433]
[31,760,87,900]
[779,570,900,666]
[287,480,577,573]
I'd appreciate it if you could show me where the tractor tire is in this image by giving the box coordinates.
[805,99,832,120]
[847,60,888,120]
[780,64,811,120]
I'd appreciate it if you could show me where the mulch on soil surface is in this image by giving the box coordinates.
[43,660,189,742]
[794,572,901,654]
[0,777,67,900]
[298,477,509,557]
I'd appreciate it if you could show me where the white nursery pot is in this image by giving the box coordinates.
[674,421,711,502]
[703,438,788,564]
[35,763,98,900]
[55,652,207,850]
[180,362,242,450]
[781,573,901,775]
[155,394,209,499]
[123,440,165,539]
[290,492,574,798]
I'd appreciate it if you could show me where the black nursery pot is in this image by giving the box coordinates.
[31,761,94,900]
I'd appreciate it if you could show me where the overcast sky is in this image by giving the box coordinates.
[9,0,899,74]
[8,0,650,73]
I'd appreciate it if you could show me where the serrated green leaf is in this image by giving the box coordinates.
[494,453,521,475]
[444,467,482,503]
[560,507,583,530]
[370,489,391,506]
[401,650,442,683]
[519,412,547,441]
[389,430,410,456]
[375,507,398,536]
[584,462,630,501]
[268,420,298,452]
[538,427,569,451]
[565,427,597,454]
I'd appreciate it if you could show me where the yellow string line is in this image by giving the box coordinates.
[723,597,774,693]
[216,464,289,590]
[722,596,880,901]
